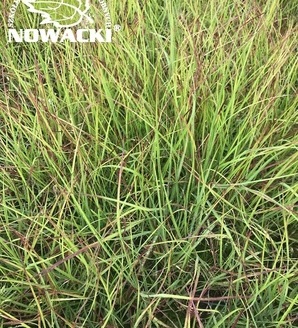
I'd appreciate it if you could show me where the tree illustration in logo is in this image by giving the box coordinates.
[22,0,94,28]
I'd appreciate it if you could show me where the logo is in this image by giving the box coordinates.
[7,0,119,43]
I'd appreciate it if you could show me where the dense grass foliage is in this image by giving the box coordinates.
[0,0,297,327]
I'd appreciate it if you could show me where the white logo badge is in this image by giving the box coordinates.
[7,0,118,43]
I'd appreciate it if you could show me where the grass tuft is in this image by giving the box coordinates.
[0,0,297,327]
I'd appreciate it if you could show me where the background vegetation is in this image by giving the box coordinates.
[0,0,297,327]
